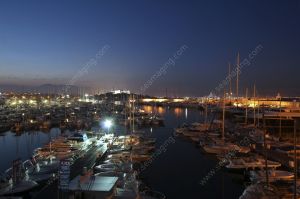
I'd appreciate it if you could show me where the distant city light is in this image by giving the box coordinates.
[112,90,130,94]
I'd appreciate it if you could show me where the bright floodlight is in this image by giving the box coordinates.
[104,119,112,129]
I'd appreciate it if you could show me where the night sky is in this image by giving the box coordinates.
[0,0,299,96]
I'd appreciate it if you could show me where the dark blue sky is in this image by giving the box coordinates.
[0,0,299,96]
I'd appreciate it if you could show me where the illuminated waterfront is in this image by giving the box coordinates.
[1,1,299,198]
[0,106,246,199]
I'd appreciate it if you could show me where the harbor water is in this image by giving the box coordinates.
[0,128,60,173]
[140,106,245,199]
[0,106,245,198]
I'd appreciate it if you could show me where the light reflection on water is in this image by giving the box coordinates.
[174,107,183,117]
[141,105,244,199]
[143,105,200,121]
[0,106,244,198]
[143,105,166,115]
[185,108,188,119]
[0,128,60,172]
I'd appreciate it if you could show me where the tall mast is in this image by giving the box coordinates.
[228,62,232,98]
[129,95,132,132]
[245,88,248,124]
[253,84,256,126]
[205,101,208,129]
[132,94,135,133]
[257,86,260,128]
[293,119,297,199]
[279,97,282,139]
[236,52,240,98]
[262,104,269,187]
[124,94,127,134]
[222,90,225,140]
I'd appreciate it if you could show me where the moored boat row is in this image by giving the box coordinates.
[66,133,166,199]
[175,118,300,198]
[0,131,108,196]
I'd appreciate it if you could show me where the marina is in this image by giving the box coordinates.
[1,92,300,198]
[0,103,248,198]
[1,1,299,198]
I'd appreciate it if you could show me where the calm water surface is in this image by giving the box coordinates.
[141,106,245,199]
[0,128,60,172]
[0,106,244,199]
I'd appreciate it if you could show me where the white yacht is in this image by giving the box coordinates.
[226,157,281,170]
[203,143,240,154]
[249,170,294,182]
[23,156,59,182]
[94,163,133,173]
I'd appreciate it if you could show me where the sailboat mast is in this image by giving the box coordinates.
[132,94,135,133]
[236,53,240,98]
[205,101,208,129]
[129,95,132,132]
[257,100,260,128]
[124,95,127,134]
[245,88,248,124]
[228,62,232,99]
[263,104,269,187]
[253,84,256,126]
[293,119,297,199]
[222,90,225,140]
[279,97,282,139]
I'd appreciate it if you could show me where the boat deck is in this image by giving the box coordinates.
[31,144,108,199]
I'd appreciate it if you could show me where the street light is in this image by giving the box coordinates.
[103,119,113,134]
